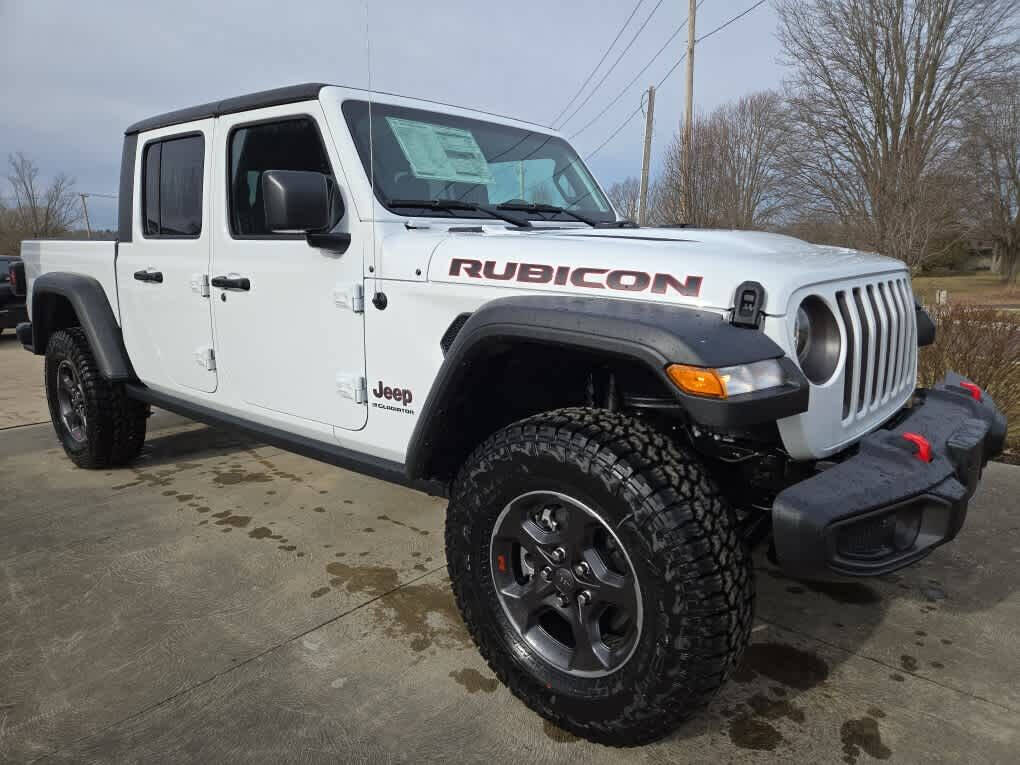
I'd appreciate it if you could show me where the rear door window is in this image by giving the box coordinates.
[142,134,205,237]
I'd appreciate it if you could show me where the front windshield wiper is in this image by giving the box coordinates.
[497,202,638,229]
[497,202,599,227]
[387,199,532,228]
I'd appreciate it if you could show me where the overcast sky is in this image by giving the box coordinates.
[0,0,785,229]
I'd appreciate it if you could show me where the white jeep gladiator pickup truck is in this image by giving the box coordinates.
[16,83,1006,746]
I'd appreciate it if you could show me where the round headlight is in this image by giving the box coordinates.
[792,296,841,384]
[794,305,812,362]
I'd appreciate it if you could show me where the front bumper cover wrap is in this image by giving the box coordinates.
[773,372,1007,578]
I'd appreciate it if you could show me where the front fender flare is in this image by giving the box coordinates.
[405,295,808,481]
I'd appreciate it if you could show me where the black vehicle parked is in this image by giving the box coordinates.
[1,256,28,336]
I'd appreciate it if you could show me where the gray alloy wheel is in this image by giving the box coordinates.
[55,358,89,444]
[489,490,643,678]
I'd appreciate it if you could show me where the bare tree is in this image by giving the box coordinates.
[6,152,81,240]
[776,0,1018,269]
[715,91,790,227]
[780,213,860,248]
[957,76,1020,282]
[659,111,728,227]
[0,192,21,256]
[655,91,789,228]
[645,177,678,226]
[606,177,641,221]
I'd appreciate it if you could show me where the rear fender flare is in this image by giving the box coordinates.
[30,272,135,382]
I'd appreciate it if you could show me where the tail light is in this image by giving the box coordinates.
[8,260,26,297]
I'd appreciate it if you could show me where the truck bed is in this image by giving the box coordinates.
[20,240,120,323]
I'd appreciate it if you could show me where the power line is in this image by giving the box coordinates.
[583,0,770,161]
[585,50,689,161]
[697,0,767,43]
[569,1,704,140]
[0,192,117,201]
[584,103,646,161]
[557,0,667,130]
[548,0,647,127]
[569,28,680,140]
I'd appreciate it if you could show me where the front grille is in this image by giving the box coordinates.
[835,277,916,422]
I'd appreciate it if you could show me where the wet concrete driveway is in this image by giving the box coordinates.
[1,341,1018,763]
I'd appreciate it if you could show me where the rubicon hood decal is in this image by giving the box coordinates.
[448,258,703,297]
[423,226,908,312]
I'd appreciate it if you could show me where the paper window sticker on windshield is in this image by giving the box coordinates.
[386,117,494,185]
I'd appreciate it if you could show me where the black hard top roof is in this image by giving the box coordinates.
[124,83,328,135]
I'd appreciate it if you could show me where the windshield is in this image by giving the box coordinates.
[342,100,615,223]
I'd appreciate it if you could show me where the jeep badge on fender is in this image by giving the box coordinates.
[372,381,412,407]
[15,82,1006,747]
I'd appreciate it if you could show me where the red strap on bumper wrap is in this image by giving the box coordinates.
[960,381,982,401]
[902,432,933,463]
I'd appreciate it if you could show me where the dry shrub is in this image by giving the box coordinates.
[918,304,1020,449]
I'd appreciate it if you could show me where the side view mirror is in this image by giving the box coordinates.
[262,169,332,232]
[262,169,351,253]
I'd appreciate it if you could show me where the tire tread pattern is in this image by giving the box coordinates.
[446,407,754,746]
[45,328,148,468]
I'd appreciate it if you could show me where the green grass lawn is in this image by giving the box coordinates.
[912,272,1020,308]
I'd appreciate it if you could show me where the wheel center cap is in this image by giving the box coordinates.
[553,568,577,594]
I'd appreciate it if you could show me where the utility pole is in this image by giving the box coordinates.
[682,0,697,223]
[79,193,92,238]
[638,86,656,225]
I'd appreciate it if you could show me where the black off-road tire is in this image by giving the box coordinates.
[446,408,754,746]
[45,328,149,469]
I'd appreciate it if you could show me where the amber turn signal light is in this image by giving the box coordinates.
[666,364,727,398]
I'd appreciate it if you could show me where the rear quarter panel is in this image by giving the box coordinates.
[21,240,120,322]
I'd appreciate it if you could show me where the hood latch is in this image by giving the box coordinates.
[732,281,766,329]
